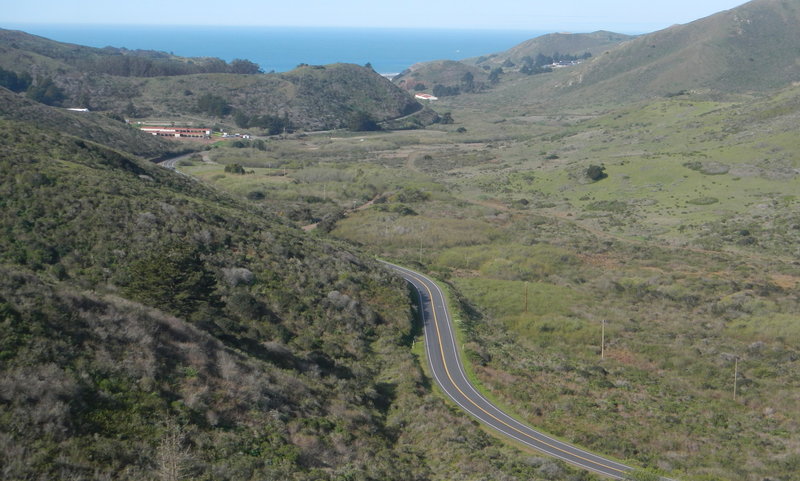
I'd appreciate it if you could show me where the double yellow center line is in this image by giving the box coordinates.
[407,270,629,479]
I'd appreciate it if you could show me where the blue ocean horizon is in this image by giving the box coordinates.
[4,24,548,75]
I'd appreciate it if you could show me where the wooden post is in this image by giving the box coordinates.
[733,356,739,401]
[524,281,529,313]
[601,319,606,360]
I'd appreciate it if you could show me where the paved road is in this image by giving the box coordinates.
[383,261,635,480]
[158,152,195,170]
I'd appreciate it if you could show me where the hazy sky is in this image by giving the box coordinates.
[4,0,749,32]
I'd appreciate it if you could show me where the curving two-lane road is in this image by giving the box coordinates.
[384,261,635,480]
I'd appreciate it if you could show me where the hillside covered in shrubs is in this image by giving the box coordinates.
[0,104,575,481]
[0,29,427,131]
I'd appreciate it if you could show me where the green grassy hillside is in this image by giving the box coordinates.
[397,0,800,109]
[557,0,800,101]
[392,31,632,98]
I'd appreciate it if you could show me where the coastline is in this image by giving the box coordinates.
[2,24,546,74]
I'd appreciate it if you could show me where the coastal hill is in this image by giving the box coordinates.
[0,29,426,131]
[466,30,635,69]
[393,59,489,94]
[554,0,800,100]
[398,0,800,104]
[0,28,259,76]
[392,31,632,95]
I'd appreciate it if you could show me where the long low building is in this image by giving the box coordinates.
[140,127,211,138]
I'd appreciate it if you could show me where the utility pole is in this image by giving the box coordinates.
[601,319,606,360]
[733,356,739,401]
[524,281,529,313]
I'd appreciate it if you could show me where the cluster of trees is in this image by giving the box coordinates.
[74,56,262,77]
[25,78,67,106]
[519,52,592,75]
[234,111,293,135]
[196,93,232,117]
[229,138,268,150]
[488,67,503,84]
[433,84,461,97]
[347,110,381,131]
[459,71,478,93]
[0,68,68,106]
[196,95,297,136]
[196,95,296,135]
[223,163,247,174]
[0,67,32,93]
[430,69,502,98]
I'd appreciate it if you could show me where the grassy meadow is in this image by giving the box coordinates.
[173,83,800,481]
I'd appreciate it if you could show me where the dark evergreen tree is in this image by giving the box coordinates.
[432,84,460,97]
[26,77,66,106]
[125,243,218,318]
[0,67,32,92]
[586,164,608,181]
[196,94,231,117]
[229,59,262,74]
[461,72,475,92]
[347,111,381,131]
[488,67,503,85]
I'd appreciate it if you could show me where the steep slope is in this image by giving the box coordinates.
[0,87,180,159]
[558,0,800,99]
[0,112,570,480]
[0,118,403,479]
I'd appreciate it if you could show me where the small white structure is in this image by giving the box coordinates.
[140,127,211,138]
[415,93,438,101]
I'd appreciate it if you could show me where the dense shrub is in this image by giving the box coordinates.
[0,118,574,481]
[224,163,246,174]
[585,164,607,181]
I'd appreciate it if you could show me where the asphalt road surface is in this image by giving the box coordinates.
[158,152,192,170]
[383,261,636,480]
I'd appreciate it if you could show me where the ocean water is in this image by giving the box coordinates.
[4,24,546,75]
